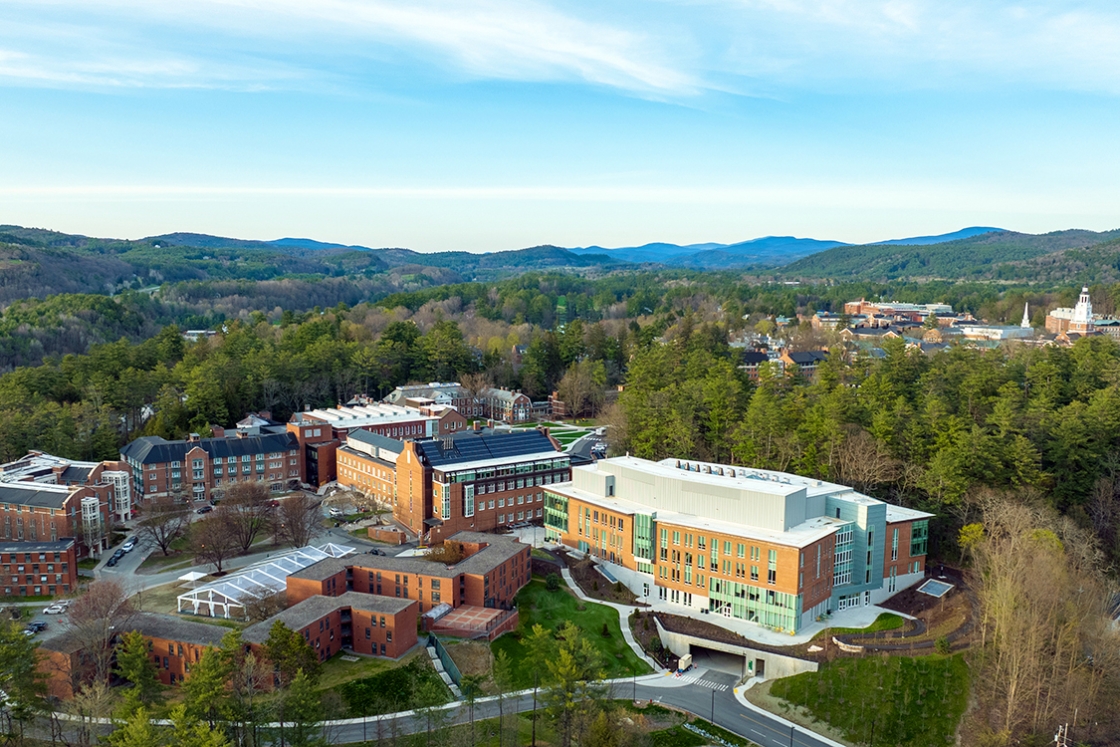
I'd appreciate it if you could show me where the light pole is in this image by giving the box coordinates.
[711,688,715,722]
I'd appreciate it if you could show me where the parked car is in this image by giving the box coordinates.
[42,604,65,615]
[121,538,136,553]
[328,507,344,519]
[196,505,213,514]
[105,555,119,567]
[27,621,47,633]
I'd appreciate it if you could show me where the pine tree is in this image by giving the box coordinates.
[114,631,163,716]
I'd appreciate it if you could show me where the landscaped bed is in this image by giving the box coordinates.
[491,578,651,689]
[557,550,641,605]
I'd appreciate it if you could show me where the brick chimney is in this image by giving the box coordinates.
[211,426,226,438]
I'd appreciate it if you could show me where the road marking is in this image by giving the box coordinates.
[675,674,729,691]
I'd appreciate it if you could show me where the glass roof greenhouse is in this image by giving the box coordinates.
[177,543,355,619]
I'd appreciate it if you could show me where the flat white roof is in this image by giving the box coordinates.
[885,505,934,522]
[548,483,845,549]
[295,403,436,429]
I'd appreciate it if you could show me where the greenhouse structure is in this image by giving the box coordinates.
[176,543,355,619]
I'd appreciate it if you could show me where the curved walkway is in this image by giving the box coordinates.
[559,567,663,672]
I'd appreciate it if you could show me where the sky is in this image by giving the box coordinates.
[2,0,1120,252]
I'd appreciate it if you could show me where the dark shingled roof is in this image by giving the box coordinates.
[126,612,228,647]
[292,531,529,581]
[241,592,415,644]
[121,433,298,465]
[741,351,770,365]
[58,465,93,483]
[786,351,830,365]
[0,483,76,509]
[0,538,75,553]
[415,430,558,469]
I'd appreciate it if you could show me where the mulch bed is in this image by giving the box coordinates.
[555,549,643,606]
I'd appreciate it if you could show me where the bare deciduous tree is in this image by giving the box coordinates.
[135,493,191,556]
[221,481,274,553]
[191,515,240,574]
[65,579,135,685]
[969,495,1120,739]
[274,493,321,549]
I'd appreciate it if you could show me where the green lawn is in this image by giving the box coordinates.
[77,558,99,571]
[491,578,651,689]
[812,612,906,640]
[317,650,397,691]
[770,654,970,747]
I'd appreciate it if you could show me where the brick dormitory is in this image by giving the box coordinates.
[39,531,531,698]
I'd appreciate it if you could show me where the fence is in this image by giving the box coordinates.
[428,633,462,686]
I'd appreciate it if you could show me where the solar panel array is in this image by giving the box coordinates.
[419,430,555,467]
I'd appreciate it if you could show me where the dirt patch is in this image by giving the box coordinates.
[742,680,856,747]
[556,549,642,605]
[444,640,494,689]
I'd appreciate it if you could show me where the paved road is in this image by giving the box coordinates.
[317,672,835,747]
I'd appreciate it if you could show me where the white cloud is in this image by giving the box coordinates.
[0,0,696,93]
[714,0,1120,93]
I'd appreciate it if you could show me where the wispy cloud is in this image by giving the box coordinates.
[0,0,696,94]
[714,0,1120,93]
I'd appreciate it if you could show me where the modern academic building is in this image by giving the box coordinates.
[544,457,931,635]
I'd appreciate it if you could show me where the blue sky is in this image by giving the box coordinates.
[2,0,1120,252]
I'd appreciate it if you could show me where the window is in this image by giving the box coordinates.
[737,543,745,558]
[891,528,899,561]
[750,565,758,581]
[910,521,929,556]
[767,549,777,585]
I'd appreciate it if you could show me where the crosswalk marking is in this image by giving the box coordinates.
[674,674,729,691]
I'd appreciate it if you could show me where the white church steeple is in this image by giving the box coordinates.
[1021,302,1030,329]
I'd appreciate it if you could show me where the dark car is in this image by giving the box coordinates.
[111,549,125,560]
[196,505,213,514]
[27,621,47,633]
[105,555,119,567]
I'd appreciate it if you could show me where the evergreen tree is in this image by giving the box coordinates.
[114,630,163,715]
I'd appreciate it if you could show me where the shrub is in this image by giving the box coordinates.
[614,581,624,593]
[935,636,951,655]
[545,573,561,592]
[650,637,663,653]
[593,580,599,591]
[602,622,611,637]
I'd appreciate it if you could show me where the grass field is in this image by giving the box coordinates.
[317,649,398,691]
[769,654,970,747]
[491,578,651,689]
[812,612,906,640]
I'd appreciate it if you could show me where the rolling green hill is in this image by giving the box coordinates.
[779,229,1120,281]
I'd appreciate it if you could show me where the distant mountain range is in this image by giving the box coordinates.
[6,223,1120,306]
[562,227,1004,269]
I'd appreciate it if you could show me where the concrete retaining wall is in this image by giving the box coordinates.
[656,619,818,681]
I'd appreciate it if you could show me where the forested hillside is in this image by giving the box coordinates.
[780,228,1120,281]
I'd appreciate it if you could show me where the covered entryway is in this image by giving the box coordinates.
[688,644,748,677]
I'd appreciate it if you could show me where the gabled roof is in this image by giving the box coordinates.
[241,592,415,644]
[786,350,829,365]
[741,351,770,365]
[121,433,298,465]
[415,430,559,469]
[59,465,93,483]
[126,612,227,647]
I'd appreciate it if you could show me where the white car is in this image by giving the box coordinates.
[42,604,65,615]
[121,538,137,552]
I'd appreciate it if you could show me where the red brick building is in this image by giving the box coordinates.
[122,431,301,503]
[0,538,78,597]
[286,531,532,615]
[395,430,569,542]
[242,592,418,662]
[0,482,112,558]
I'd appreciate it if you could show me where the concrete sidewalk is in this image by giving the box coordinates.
[559,567,663,673]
